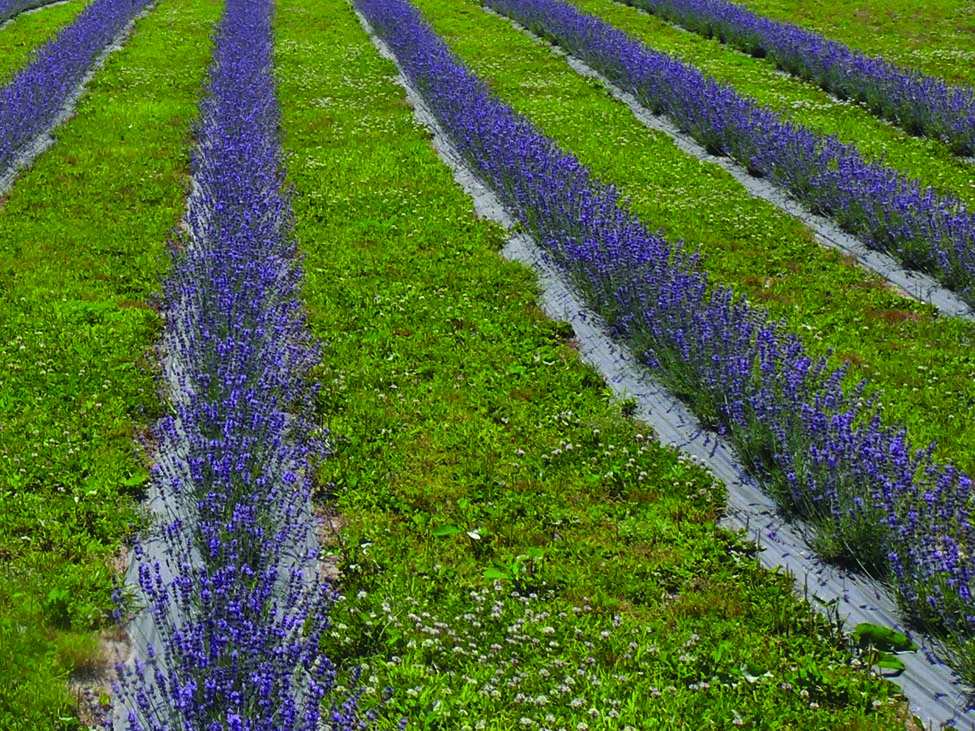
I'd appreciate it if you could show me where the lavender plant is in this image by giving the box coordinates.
[0,0,153,177]
[482,0,975,309]
[354,0,975,687]
[112,0,372,727]
[615,0,975,156]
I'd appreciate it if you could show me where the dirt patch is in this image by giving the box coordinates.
[68,626,132,730]
[867,308,927,324]
[314,502,345,582]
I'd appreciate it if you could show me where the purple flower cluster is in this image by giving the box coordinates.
[0,0,63,24]
[483,0,975,308]
[0,0,152,176]
[355,0,975,686]
[111,0,372,727]
[617,0,975,156]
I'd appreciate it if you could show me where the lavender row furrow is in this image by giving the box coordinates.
[355,0,975,690]
[617,0,975,156]
[483,0,975,311]
[0,0,63,24]
[110,0,369,728]
[0,0,152,178]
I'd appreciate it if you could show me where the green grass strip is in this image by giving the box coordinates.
[0,0,219,727]
[275,0,911,727]
[405,0,975,482]
[588,0,975,209]
[0,1,85,82]
[735,0,975,88]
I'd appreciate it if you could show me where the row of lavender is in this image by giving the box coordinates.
[482,0,975,311]
[0,0,152,178]
[0,0,61,24]
[110,0,367,727]
[355,0,975,688]
[617,0,975,156]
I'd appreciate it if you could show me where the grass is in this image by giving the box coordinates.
[733,0,975,87]
[0,0,85,83]
[274,0,913,727]
[0,0,218,726]
[392,0,975,485]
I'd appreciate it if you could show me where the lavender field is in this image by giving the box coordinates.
[1,0,974,728]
